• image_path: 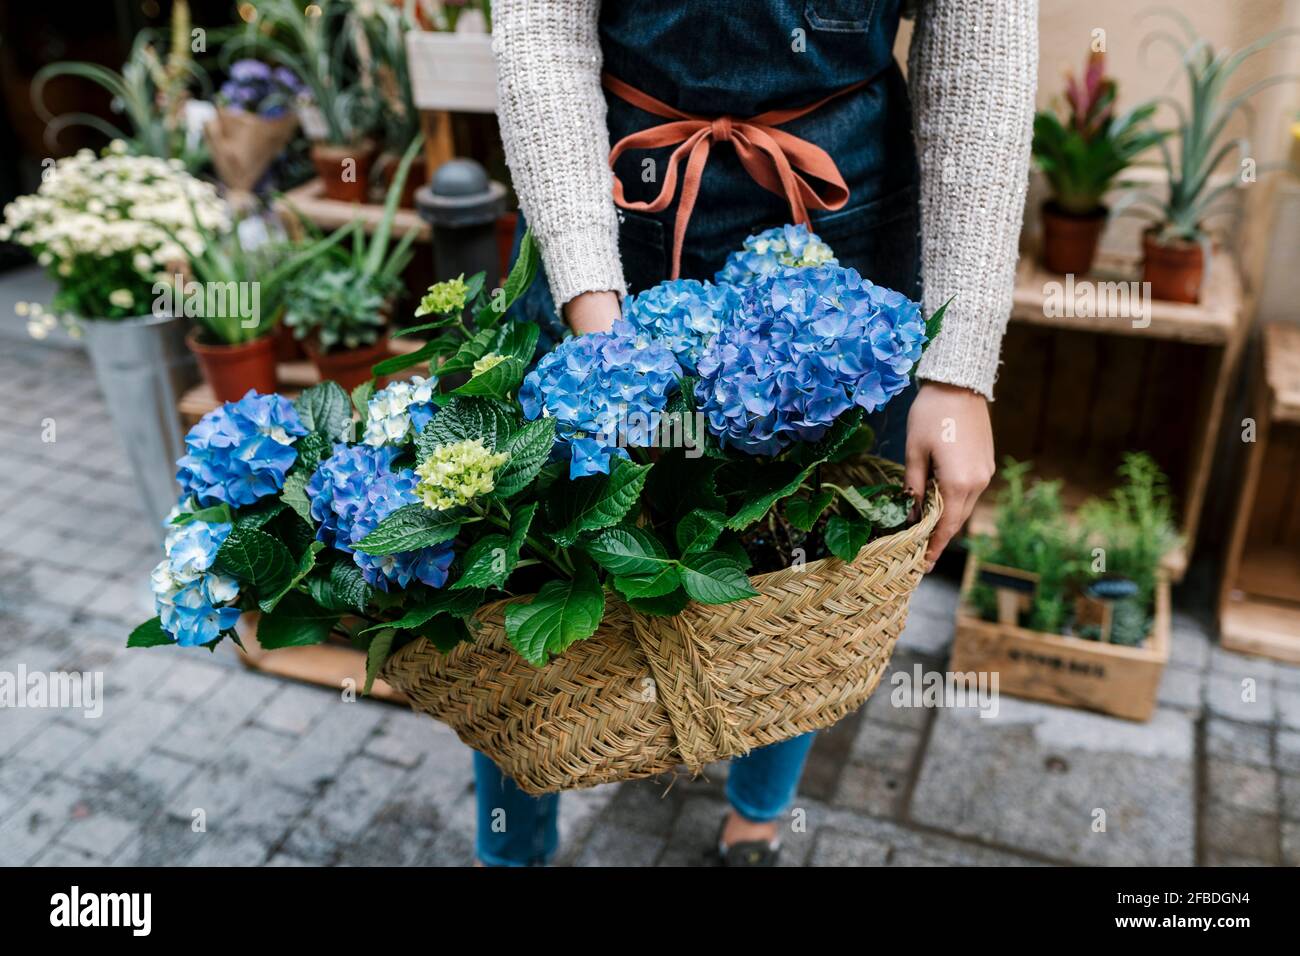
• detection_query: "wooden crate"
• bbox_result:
[235,613,406,705]
[950,555,1171,722]
[1219,322,1300,662]
[971,248,1247,581]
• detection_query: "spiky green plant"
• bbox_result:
[32,0,210,171]
[1033,50,1165,214]
[1125,10,1300,244]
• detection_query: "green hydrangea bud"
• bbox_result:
[415,275,470,317]
[415,437,509,510]
[471,352,507,377]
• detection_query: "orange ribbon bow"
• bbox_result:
[603,73,867,279]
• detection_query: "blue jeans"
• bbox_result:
[474,382,915,866]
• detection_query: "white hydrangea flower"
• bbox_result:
[362,376,438,447]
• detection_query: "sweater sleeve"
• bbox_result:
[908,0,1038,400]
[491,0,626,309]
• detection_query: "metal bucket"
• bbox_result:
[79,312,198,538]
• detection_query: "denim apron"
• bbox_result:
[509,0,923,459]
[479,2,924,864]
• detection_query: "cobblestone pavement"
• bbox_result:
[1,326,1297,868]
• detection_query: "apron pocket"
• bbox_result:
[617,209,668,294]
[804,0,878,33]
[811,183,921,299]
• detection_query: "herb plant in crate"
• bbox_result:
[1032,50,1162,275]
[130,223,947,794]
[283,138,424,390]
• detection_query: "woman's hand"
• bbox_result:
[563,290,621,335]
[904,381,996,571]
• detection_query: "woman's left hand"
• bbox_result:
[904,381,996,571]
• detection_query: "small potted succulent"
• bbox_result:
[1032,50,1162,275]
[285,138,423,389]
[205,59,306,203]
[1129,15,1298,302]
[238,0,376,202]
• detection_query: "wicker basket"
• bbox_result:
[381,458,941,795]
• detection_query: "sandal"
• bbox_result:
[710,816,781,867]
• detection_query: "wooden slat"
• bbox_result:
[274,179,431,241]
[1221,596,1300,664]
[1265,323,1300,423]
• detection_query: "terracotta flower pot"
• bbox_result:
[376,150,428,209]
[273,321,306,363]
[1040,201,1107,275]
[310,140,376,203]
[304,335,391,392]
[1141,228,1205,304]
[186,329,278,403]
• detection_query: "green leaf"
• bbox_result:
[351,379,375,419]
[436,325,497,377]
[837,485,911,530]
[923,296,953,353]
[127,617,175,648]
[234,499,286,531]
[548,458,652,547]
[451,356,526,399]
[215,526,296,595]
[824,515,872,563]
[678,551,759,604]
[613,566,682,599]
[674,509,725,554]
[353,503,463,556]
[491,320,540,366]
[828,424,876,464]
[475,229,539,328]
[417,396,518,457]
[290,431,331,476]
[258,541,324,613]
[504,562,605,667]
[784,489,835,531]
[294,381,353,441]
[358,588,485,636]
[628,587,690,617]
[171,503,233,526]
[256,592,339,649]
[419,614,471,653]
[280,470,315,526]
[452,503,537,590]
[327,560,373,613]
[370,339,440,378]
[494,417,556,497]
[578,525,672,576]
[364,628,396,694]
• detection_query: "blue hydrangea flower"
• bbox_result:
[714,224,838,287]
[176,390,308,508]
[614,279,739,373]
[695,264,925,455]
[151,512,241,647]
[361,375,437,446]
[306,444,452,591]
[519,332,682,479]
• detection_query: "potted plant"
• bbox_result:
[238,0,376,202]
[1127,14,1299,302]
[1032,50,1162,275]
[284,137,424,389]
[129,222,952,794]
[176,215,358,402]
[955,454,1180,720]
[352,1,425,207]
[0,142,230,530]
[205,59,306,206]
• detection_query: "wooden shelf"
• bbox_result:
[1219,322,1300,662]
[1011,248,1242,345]
[274,178,431,241]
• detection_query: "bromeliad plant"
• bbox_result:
[130,224,946,686]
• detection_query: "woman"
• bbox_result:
[475,0,1037,865]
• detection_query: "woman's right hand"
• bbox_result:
[563,290,621,335]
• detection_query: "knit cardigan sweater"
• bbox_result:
[490,0,1038,399]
